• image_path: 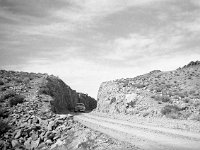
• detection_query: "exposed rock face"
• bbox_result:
[97,61,200,120]
[39,75,97,113]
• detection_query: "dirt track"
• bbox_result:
[74,113,200,150]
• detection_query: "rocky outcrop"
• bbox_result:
[39,76,96,113]
[183,60,200,68]
[97,61,200,120]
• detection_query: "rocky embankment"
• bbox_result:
[0,70,97,149]
[97,61,200,121]
[40,75,97,113]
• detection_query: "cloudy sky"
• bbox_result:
[1,0,200,98]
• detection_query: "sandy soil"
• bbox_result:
[74,113,200,150]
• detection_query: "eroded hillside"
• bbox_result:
[97,61,200,121]
[0,70,97,149]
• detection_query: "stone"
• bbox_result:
[0,140,6,149]
[20,122,28,128]
[58,115,68,120]
[50,139,65,149]
[48,121,54,131]
[31,132,38,141]
[24,137,32,149]
[46,139,53,145]
[37,142,46,149]
[11,140,19,148]
[46,131,55,140]
[40,120,48,128]
[31,137,40,149]
[15,129,22,139]
[32,117,39,124]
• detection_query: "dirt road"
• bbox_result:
[74,113,200,150]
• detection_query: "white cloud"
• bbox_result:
[21,23,73,37]
[103,31,183,62]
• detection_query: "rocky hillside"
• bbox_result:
[0,70,96,149]
[97,61,200,121]
[39,75,97,113]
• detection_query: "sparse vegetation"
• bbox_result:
[132,84,145,88]
[190,114,200,121]
[0,90,16,102]
[98,61,200,118]
[9,94,25,107]
[39,86,50,95]
[127,101,136,108]
[0,108,9,118]
[151,95,170,102]
[0,119,10,135]
[161,105,181,119]
[0,79,4,85]
[110,97,116,104]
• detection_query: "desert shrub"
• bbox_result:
[161,105,181,119]
[39,87,50,95]
[190,114,200,121]
[175,92,185,98]
[173,95,180,99]
[0,119,10,134]
[22,77,30,84]
[165,84,171,88]
[9,94,25,107]
[0,108,9,118]
[123,81,129,87]
[0,90,16,102]
[6,78,11,82]
[133,84,145,88]
[14,78,23,83]
[143,112,149,117]
[167,91,174,97]
[151,95,170,102]
[183,97,190,103]
[127,101,136,108]
[154,87,162,92]
[110,97,116,104]
[189,90,196,95]
[149,87,154,91]
[0,86,6,91]
[0,79,4,85]
[161,95,170,102]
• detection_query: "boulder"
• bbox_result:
[48,121,55,131]
[30,137,40,149]
[11,140,20,148]
[14,129,22,139]
[51,139,65,149]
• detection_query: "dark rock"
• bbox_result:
[46,131,55,140]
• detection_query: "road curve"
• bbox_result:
[74,113,200,150]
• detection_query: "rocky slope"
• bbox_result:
[97,61,200,121]
[39,75,97,113]
[0,70,96,149]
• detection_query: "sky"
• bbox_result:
[0,0,200,98]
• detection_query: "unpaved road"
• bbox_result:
[74,113,200,150]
